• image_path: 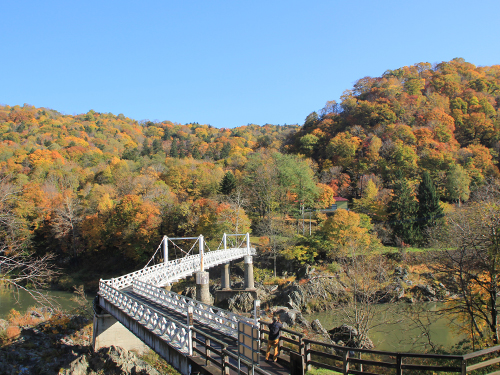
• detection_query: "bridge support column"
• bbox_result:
[244,255,255,290]
[196,271,211,304]
[93,308,148,353]
[221,262,230,290]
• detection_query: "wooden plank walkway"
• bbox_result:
[122,287,290,374]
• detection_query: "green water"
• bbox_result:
[305,302,464,353]
[0,288,94,318]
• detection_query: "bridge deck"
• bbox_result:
[123,287,290,374]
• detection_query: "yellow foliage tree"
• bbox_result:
[319,209,378,257]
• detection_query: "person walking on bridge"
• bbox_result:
[265,315,282,362]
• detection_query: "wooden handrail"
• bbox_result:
[463,344,500,360]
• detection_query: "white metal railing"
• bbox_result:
[99,281,192,354]
[97,233,258,361]
[104,246,255,289]
[132,279,257,338]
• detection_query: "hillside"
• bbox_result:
[288,58,500,201]
[1,57,500,289]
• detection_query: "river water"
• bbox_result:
[305,302,465,353]
[0,288,94,319]
[2,290,464,353]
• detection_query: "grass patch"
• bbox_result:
[379,246,435,254]
[306,367,341,375]
[141,350,181,374]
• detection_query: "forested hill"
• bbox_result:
[0,107,298,165]
[288,58,500,200]
[2,57,500,287]
[0,105,309,281]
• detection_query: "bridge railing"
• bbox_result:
[132,279,257,338]
[191,327,272,375]
[103,246,256,289]
[141,246,256,287]
[98,280,193,355]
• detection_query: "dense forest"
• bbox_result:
[1,57,500,289]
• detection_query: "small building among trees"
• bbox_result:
[320,197,349,214]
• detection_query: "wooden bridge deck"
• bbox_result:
[123,287,290,374]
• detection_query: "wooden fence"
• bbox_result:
[189,320,500,374]
[191,327,272,375]
[259,321,500,375]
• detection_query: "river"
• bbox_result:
[0,288,95,319]
[305,302,465,353]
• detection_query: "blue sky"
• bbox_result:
[2,1,500,128]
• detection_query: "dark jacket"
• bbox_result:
[268,321,282,341]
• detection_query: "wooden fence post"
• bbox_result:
[343,350,349,374]
[305,342,311,373]
[222,344,229,375]
[396,354,402,375]
[205,338,210,366]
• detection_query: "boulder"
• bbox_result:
[295,313,311,328]
[328,324,374,349]
[279,309,301,326]
[412,284,436,297]
[181,286,196,299]
[62,355,90,375]
[311,319,328,335]
[375,283,404,303]
[228,292,255,313]
[394,266,408,279]
[61,346,161,375]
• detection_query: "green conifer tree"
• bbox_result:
[219,171,237,195]
[388,171,418,245]
[169,139,179,158]
[416,171,444,244]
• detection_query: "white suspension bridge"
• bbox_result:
[93,233,289,375]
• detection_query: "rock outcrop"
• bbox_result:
[61,346,161,375]
[328,324,374,349]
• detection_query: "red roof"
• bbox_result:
[333,197,349,201]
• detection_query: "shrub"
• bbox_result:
[326,262,341,274]
[5,326,21,340]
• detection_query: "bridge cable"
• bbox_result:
[143,239,164,268]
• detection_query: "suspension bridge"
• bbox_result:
[93,233,290,374]
[93,233,500,375]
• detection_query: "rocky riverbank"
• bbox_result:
[0,307,176,375]
[222,265,454,315]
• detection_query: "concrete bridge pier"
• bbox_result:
[221,262,231,290]
[196,271,211,304]
[93,307,148,353]
[244,255,255,290]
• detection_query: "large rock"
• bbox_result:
[228,292,255,312]
[328,324,374,349]
[181,286,196,299]
[311,319,328,335]
[61,346,161,375]
[268,307,310,328]
[280,277,345,312]
[375,283,405,303]
[411,284,437,301]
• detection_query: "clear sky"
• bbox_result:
[2,0,500,128]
